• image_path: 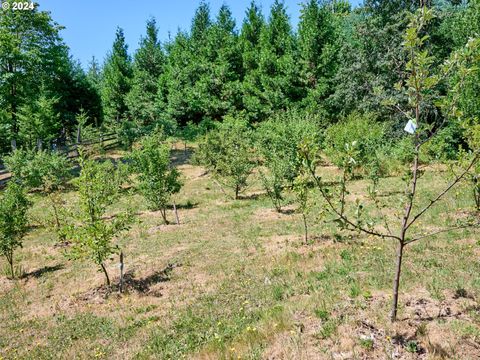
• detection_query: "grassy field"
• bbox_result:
[1,146,480,359]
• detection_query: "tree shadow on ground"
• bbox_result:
[171,148,194,166]
[120,263,179,295]
[78,263,181,301]
[21,264,64,279]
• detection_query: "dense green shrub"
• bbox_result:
[4,149,71,242]
[255,111,321,211]
[421,122,465,161]
[130,131,182,224]
[324,112,386,178]
[196,116,256,199]
[4,149,71,190]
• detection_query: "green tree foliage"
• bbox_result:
[0,0,65,148]
[239,2,266,121]
[303,8,480,322]
[17,91,60,148]
[255,110,321,211]
[202,5,243,120]
[256,0,301,118]
[130,131,182,224]
[159,3,212,125]
[4,149,72,241]
[4,149,70,190]
[324,112,386,179]
[66,152,131,285]
[87,56,103,94]
[298,0,341,112]
[330,0,417,122]
[53,57,103,134]
[0,182,30,278]
[126,18,165,128]
[159,3,243,125]
[197,117,256,199]
[101,27,133,128]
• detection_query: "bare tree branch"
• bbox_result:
[305,157,401,241]
[406,152,480,231]
[405,222,480,245]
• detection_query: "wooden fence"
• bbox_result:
[0,133,119,189]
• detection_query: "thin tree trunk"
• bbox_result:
[390,240,405,322]
[173,201,180,225]
[100,262,110,286]
[235,185,239,200]
[302,213,308,245]
[6,252,14,279]
[50,195,65,241]
[474,181,479,211]
[161,208,168,225]
[119,252,124,293]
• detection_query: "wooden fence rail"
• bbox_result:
[0,133,119,189]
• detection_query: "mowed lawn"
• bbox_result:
[1,147,479,360]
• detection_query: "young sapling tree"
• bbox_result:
[197,117,256,199]
[0,183,30,278]
[302,7,480,322]
[130,131,182,224]
[293,171,311,244]
[255,112,321,211]
[66,150,132,286]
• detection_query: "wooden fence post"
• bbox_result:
[173,201,180,225]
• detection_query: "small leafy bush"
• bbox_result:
[421,121,465,161]
[196,116,256,199]
[4,149,72,242]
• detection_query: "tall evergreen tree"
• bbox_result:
[330,0,414,123]
[257,0,300,117]
[87,56,102,93]
[160,3,213,125]
[17,89,60,148]
[298,0,340,112]
[199,5,242,119]
[126,18,165,127]
[191,2,212,48]
[240,1,266,121]
[101,27,133,127]
[52,54,103,132]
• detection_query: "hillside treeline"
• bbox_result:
[0,0,479,156]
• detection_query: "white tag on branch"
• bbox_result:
[404,120,417,134]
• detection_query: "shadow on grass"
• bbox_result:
[121,263,179,295]
[21,264,64,279]
[171,148,194,166]
[80,263,181,301]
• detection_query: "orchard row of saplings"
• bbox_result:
[1,9,480,322]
